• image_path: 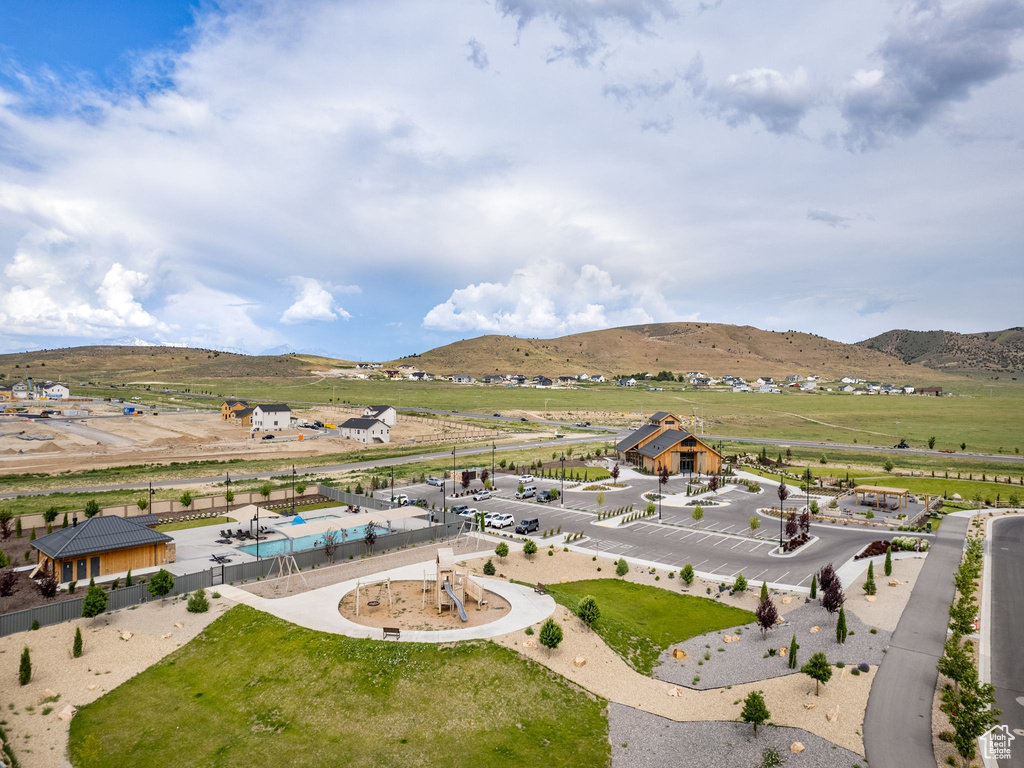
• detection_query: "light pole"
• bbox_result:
[560,454,565,507]
[491,442,496,490]
[452,447,457,496]
[390,465,395,502]
[148,481,153,514]
[291,464,296,517]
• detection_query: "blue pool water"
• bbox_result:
[238,523,388,557]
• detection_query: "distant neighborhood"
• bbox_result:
[221,399,395,443]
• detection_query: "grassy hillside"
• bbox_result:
[857,327,1024,373]
[390,322,957,381]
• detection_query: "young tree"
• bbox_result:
[42,506,59,527]
[883,459,894,473]
[15,516,22,538]
[596,490,606,507]
[610,463,620,485]
[84,500,101,518]
[81,582,108,619]
[817,563,837,595]
[322,529,340,563]
[802,652,832,695]
[884,546,892,577]
[187,588,210,613]
[137,498,148,512]
[296,483,307,497]
[483,559,496,576]
[147,568,175,601]
[73,626,83,658]
[363,522,379,554]
[938,633,975,694]
[259,482,272,501]
[928,436,936,450]
[799,509,811,532]
[495,541,509,560]
[785,512,798,539]
[125,569,133,587]
[538,618,563,652]
[960,442,966,452]
[788,633,799,669]
[179,491,194,511]
[37,570,58,599]
[822,580,845,618]
[576,596,600,628]
[809,572,817,600]
[836,606,848,643]
[19,646,31,686]
[749,515,761,533]
[523,539,538,558]
[776,481,790,516]
[733,573,748,592]
[691,505,704,523]
[681,563,695,586]
[949,593,977,636]
[708,473,720,494]
[224,489,235,511]
[0,508,13,539]
[756,596,778,640]
[460,472,471,492]
[759,581,769,604]
[0,568,16,610]
[740,690,771,738]
[941,675,1000,768]
[863,561,877,595]
[616,558,629,577]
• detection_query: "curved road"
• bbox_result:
[988,516,1024,767]
[863,513,969,767]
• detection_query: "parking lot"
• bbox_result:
[373,471,917,590]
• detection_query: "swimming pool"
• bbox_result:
[238,523,390,557]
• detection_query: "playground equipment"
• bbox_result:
[354,577,394,616]
[264,553,308,594]
[422,548,486,622]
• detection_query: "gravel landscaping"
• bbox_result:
[608,704,864,768]
[653,601,890,690]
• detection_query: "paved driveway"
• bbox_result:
[988,516,1024,766]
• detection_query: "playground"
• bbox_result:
[338,579,511,630]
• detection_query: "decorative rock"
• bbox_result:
[791,742,805,754]
[731,635,740,643]
[672,648,688,660]
[87,684,97,691]
[779,647,787,657]
[865,596,877,603]
[827,707,839,723]
[723,635,732,644]
[668,686,683,697]
[58,705,77,721]
[810,626,820,633]
[523,639,538,649]
[120,631,133,641]
[781,596,792,604]
[573,656,586,667]
[174,621,183,628]
[775,616,785,624]
[803,701,816,710]
[560,578,568,584]
[888,580,902,587]
[38,689,58,704]
[161,633,173,639]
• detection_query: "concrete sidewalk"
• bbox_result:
[863,514,968,768]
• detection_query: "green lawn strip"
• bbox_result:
[155,516,231,532]
[545,579,755,676]
[68,605,609,768]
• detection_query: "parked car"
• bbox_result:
[426,476,444,487]
[261,434,275,440]
[493,413,501,417]
[535,490,555,503]
[489,513,515,529]
[473,489,493,501]
[518,474,535,483]
[452,505,470,515]
[515,485,537,500]
[520,417,529,422]
[515,517,540,534]
[483,511,499,525]
[457,507,479,521]
[391,494,409,505]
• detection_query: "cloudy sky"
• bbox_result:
[0,0,1021,359]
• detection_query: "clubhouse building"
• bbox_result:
[615,412,723,475]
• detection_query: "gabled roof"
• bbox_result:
[649,411,672,422]
[365,405,394,415]
[636,429,697,459]
[340,417,388,430]
[223,398,249,407]
[615,423,661,453]
[255,403,291,412]
[32,515,172,560]
[235,407,255,417]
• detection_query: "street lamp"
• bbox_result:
[148,481,154,514]
[291,464,296,517]
[390,465,395,503]
[491,442,496,490]
[560,454,565,507]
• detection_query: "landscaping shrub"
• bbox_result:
[19,646,32,685]
[147,569,175,600]
[539,618,563,651]
[73,626,83,658]
[483,559,496,576]
[809,572,817,599]
[836,607,848,643]
[495,542,509,559]
[733,573,747,593]
[615,558,629,577]
[576,596,600,628]
[864,561,877,596]
[788,633,798,669]
[82,583,109,619]
[801,652,832,695]
[680,563,695,586]
[884,546,892,577]
[187,588,209,614]
[740,690,770,738]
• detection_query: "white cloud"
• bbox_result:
[423,261,682,336]
[280,276,352,324]
[704,67,819,135]
[160,285,280,351]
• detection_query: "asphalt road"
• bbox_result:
[989,516,1024,766]
[863,514,969,768]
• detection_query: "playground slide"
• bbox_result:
[444,582,468,622]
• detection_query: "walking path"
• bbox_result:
[217,550,555,642]
[863,513,968,767]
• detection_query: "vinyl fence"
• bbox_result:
[0,521,463,638]
[318,485,398,511]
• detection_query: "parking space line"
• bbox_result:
[697,534,714,543]
[678,531,698,540]
[719,525,735,533]
[711,536,728,546]
[774,571,790,584]
[693,559,709,569]
[730,539,746,549]
[796,574,812,587]
[752,569,768,582]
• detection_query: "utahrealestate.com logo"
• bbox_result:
[981,724,1014,760]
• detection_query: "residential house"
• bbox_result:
[615,412,723,475]
[903,386,915,394]
[363,405,397,427]
[755,377,774,386]
[338,417,390,444]
[252,404,291,431]
[785,375,804,383]
[853,388,867,395]
[642,373,654,380]
[232,407,255,426]
[690,376,711,387]
[482,375,505,384]
[557,376,575,385]
[840,385,855,393]
[590,374,606,383]
[383,369,402,379]
[533,376,553,387]
[618,378,637,387]
[732,384,751,392]
[575,373,590,381]
[509,374,527,386]
[36,381,70,398]
[841,376,857,384]
[33,515,174,583]
[452,374,473,384]
[221,399,250,420]
[758,385,781,394]
[799,382,816,391]
[12,380,31,399]
[918,386,942,396]
[0,384,13,401]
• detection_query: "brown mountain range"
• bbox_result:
[857,328,1024,374]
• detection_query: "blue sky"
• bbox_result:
[0,0,1021,360]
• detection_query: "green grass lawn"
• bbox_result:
[545,579,755,676]
[69,605,609,768]
[155,516,230,532]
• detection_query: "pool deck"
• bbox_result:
[216,550,556,642]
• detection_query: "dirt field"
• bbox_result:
[0,408,523,478]
[337,579,510,630]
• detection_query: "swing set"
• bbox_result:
[354,577,394,616]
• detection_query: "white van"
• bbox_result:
[516,485,537,500]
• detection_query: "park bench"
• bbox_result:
[382,627,401,640]
[534,583,547,595]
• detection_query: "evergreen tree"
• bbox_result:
[864,561,877,595]
[788,633,799,669]
[836,606,848,643]
[809,572,817,600]
[680,563,694,586]
[739,690,771,738]
[538,618,563,652]
[576,596,600,628]
[73,626,83,658]
[884,546,892,577]
[801,652,832,695]
[81,583,108,619]
[733,573,747,592]
[759,581,769,604]
[19,646,31,685]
